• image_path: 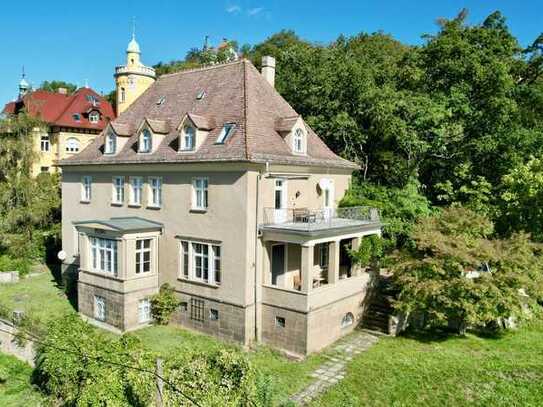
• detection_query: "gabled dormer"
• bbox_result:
[275,115,307,155]
[178,113,216,153]
[136,118,170,154]
[104,122,132,155]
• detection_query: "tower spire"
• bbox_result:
[132,16,136,41]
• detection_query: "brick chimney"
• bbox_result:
[261,56,276,87]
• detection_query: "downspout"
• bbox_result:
[254,161,268,343]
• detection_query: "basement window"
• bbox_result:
[216,123,236,144]
[341,313,354,328]
[209,309,219,321]
[275,316,286,328]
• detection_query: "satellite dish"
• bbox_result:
[57,250,67,261]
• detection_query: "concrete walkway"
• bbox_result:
[290,330,380,405]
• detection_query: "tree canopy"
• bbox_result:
[39,80,77,94]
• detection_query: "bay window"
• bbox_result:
[135,239,152,274]
[90,237,118,275]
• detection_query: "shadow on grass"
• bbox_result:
[399,326,507,344]
[44,234,78,312]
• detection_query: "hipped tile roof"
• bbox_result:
[61,60,357,169]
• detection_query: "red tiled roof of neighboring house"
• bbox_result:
[61,60,358,169]
[2,87,115,130]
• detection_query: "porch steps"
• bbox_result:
[360,277,396,334]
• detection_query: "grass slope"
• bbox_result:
[311,321,543,407]
[0,353,43,407]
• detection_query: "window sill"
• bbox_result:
[190,208,207,213]
[146,205,162,210]
[177,277,220,289]
[178,149,196,154]
[128,203,142,208]
[80,200,91,204]
[111,202,123,207]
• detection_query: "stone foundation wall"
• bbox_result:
[171,292,249,344]
[306,290,368,354]
[261,304,308,355]
[78,281,125,330]
[0,318,35,366]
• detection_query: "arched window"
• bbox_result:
[181,125,195,151]
[293,128,305,154]
[341,312,354,328]
[105,132,116,154]
[120,87,126,103]
[65,138,80,153]
[140,129,152,153]
[89,111,100,124]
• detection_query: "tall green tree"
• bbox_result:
[39,80,77,94]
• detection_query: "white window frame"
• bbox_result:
[138,298,152,323]
[179,240,221,285]
[129,177,143,206]
[120,87,126,103]
[112,176,124,205]
[191,177,208,210]
[40,135,50,152]
[148,177,162,208]
[140,129,152,153]
[89,237,118,275]
[81,176,92,202]
[65,137,80,153]
[89,111,100,124]
[293,128,306,154]
[181,125,195,151]
[105,132,116,154]
[94,295,106,321]
[216,123,235,144]
[135,238,152,274]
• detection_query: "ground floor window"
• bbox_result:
[138,298,151,323]
[275,316,286,328]
[190,298,205,322]
[341,312,354,328]
[179,240,222,285]
[94,295,106,321]
[135,239,152,274]
[209,309,219,321]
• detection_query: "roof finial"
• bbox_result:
[22,65,25,79]
[131,16,136,41]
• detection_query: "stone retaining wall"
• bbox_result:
[0,318,35,366]
[0,271,19,284]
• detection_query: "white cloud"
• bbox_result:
[247,7,264,16]
[226,4,241,14]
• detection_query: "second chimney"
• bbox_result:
[261,56,276,88]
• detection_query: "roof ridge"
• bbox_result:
[158,59,245,79]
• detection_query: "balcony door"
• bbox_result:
[271,244,286,286]
[322,178,334,220]
[274,179,287,223]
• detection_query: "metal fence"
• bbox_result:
[263,206,380,227]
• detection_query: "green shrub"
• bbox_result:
[150,283,180,325]
[0,255,31,276]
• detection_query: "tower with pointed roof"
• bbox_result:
[114,25,156,115]
[18,67,30,99]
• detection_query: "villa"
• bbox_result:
[59,36,382,356]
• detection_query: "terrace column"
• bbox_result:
[301,244,314,293]
[351,236,362,276]
[328,240,340,284]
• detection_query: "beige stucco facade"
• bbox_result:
[61,162,381,355]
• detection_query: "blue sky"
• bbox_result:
[1,1,541,104]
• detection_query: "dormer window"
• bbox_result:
[89,111,100,124]
[73,113,81,122]
[293,128,306,154]
[140,129,152,153]
[105,132,116,154]
[216,123,236,144]
[181,126,195,151]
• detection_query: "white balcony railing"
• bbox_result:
[262,206,380,231]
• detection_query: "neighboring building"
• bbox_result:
[60,56,382,356]
[114,34,156,115]
[2,78,115,176]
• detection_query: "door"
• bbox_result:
[274,179,287,223]
[323,179,335,220]
[271,244,286,286]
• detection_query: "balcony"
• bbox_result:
[261,206,380,237]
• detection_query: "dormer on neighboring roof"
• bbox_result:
[276,115,308,155]
[103,123,130,155]
[177,113,216,153]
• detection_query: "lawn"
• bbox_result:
[0,353,43,407]
[311,321,543,407]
